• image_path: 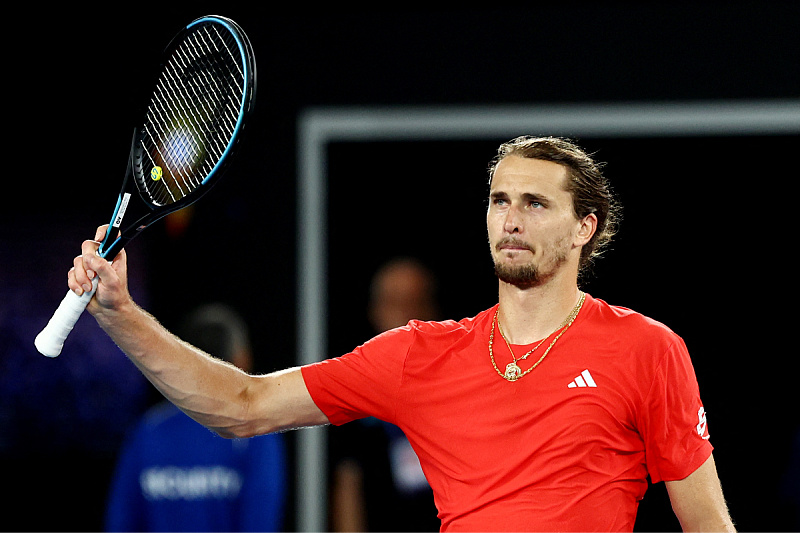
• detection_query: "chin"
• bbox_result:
[494,263,541,287]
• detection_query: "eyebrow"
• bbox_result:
[490,191,552,205]
[522,192,551,204]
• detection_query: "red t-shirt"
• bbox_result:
[301,295,713,531]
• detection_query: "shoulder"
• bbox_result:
[403,306,497,337]
[582,295,688,366]
[363,306,496,350]
[317,306,496,369]
[587,295,679,341]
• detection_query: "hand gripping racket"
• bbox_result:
[35,15,257,357]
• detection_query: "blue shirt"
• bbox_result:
[105,403,286,532]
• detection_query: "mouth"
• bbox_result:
[496,238,533,254]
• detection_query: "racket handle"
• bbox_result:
[34,277,98,357]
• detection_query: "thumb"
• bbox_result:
[84,252,112,280]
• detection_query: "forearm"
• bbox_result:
[672,502,735,533]
[70,231,328,437]
[94,299,263,437]
[666,455,736,532]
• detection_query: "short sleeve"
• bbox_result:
[638,334,714,483]
[301,325,415,426]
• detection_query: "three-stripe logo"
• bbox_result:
[567,369,597,388]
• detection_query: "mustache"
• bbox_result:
[495,237,534,252]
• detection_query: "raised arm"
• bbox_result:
[665,454,736,532]
[69,226,329,438]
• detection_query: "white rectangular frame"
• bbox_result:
[295,99,800,532]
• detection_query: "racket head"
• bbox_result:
[98,15,256,259]
[133,15,257,211]
[36,15,256,357]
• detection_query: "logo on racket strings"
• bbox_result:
[151,166,163,181]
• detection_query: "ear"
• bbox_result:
[574,213,598,247]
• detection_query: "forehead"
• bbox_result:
[490,155,570,194]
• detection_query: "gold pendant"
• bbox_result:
[504,363,521,381]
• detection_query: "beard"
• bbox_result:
[492,236,570,288]
[494,261,542,288]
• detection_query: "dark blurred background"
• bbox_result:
[2,4,799,532]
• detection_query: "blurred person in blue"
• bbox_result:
[104,303,287,532]
[330,258,440,532]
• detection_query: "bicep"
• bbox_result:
[665,454,736,532]
[248,367,330,435]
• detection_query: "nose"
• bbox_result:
[503,205,523,234]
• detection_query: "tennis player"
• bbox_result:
[69,136,735,531]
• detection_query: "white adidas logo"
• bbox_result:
[567,369,597,388]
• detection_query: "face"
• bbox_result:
[487,155,592,288]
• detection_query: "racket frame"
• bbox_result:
[98,15,257,261]
[35,15,256,358]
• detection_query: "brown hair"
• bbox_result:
[488,136,621,276]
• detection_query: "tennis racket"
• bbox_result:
[35,15,257,357]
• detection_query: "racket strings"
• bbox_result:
[138,22,246,206]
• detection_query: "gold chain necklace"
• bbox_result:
[489,292,586,382]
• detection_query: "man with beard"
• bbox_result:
[67,136,734,532]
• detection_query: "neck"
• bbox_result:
[497,278,583,345]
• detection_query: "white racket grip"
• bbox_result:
[35,277,99,357]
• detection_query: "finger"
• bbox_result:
[83,253,122,309]
[74,238,102,292]
[95,224,110,242]
[84,251,119,283]
[70,256,93,296]
[81,238,101,257]
[67,265,79,294]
